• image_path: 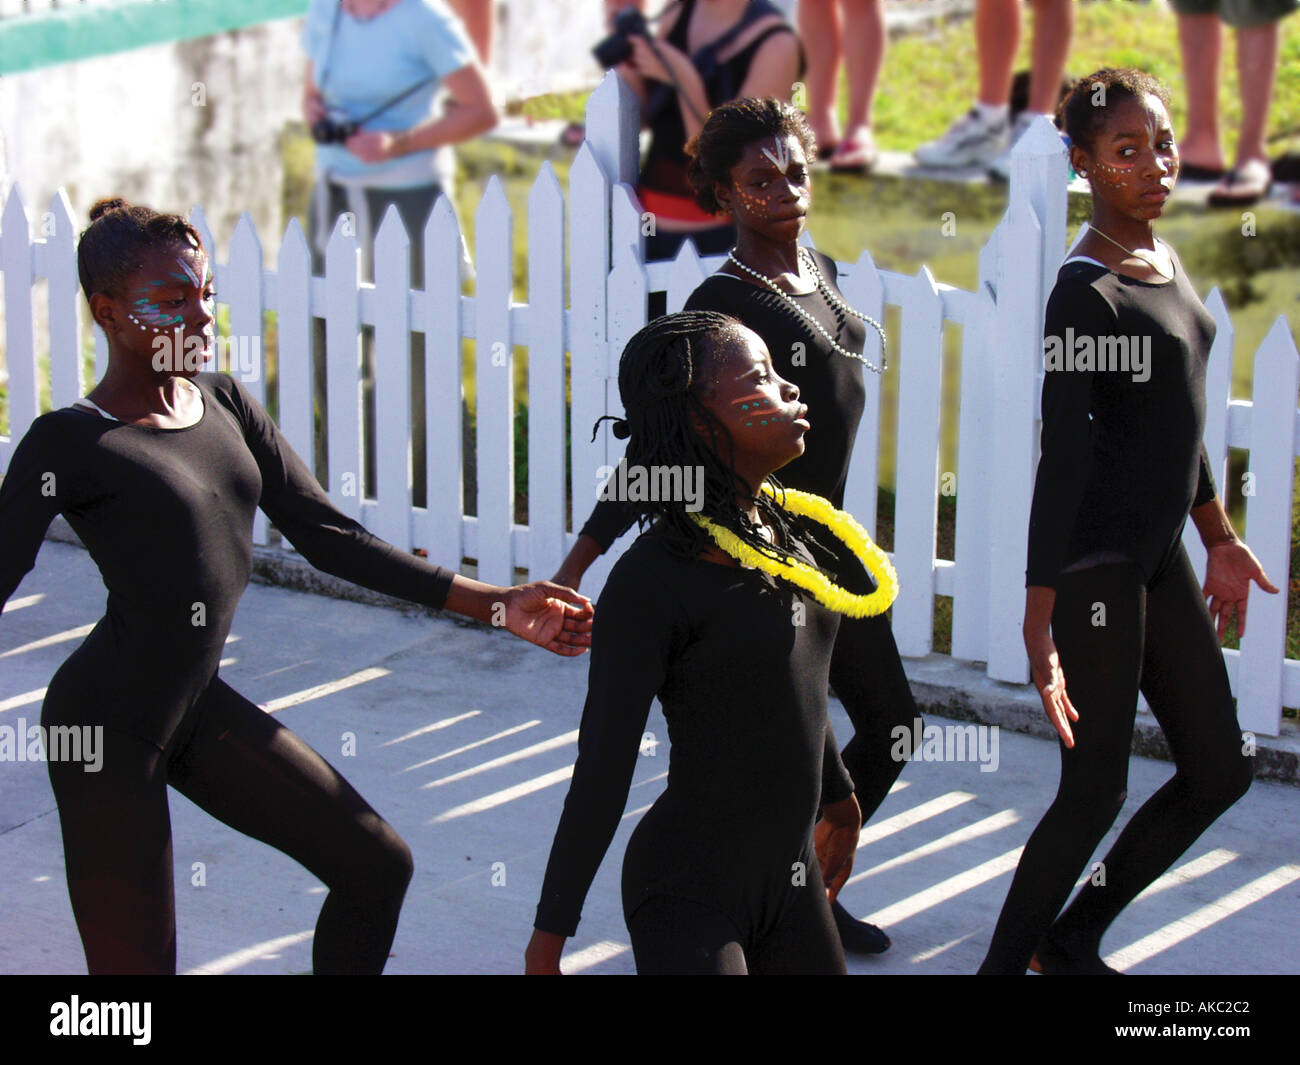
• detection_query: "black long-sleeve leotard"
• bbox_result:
[0,371,454,748]
[1026,248,1218,589]
[578,252,917,828]
[581,250,867,545]
[533,523,854,939]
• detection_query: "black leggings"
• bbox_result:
[822,527,922,824]
[46,678,413,975]
[627,881,846,975]
[832,610,922,822]
[979,547,1253,974]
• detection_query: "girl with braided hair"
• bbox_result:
[526,310,898,975]
[553,96,920,955]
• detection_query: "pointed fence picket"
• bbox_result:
[2,75,1297,735]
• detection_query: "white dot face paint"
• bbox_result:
[1084,93,1178,192]
[126,249,214,336]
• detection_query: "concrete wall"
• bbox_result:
[0,17,305,258]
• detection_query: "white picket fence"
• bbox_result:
[1,73,1297,735]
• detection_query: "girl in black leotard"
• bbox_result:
[525,310,882,975]
[0,198,592,975]
[552,98,920,955]
[979,70,1277,975]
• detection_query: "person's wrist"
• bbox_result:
[388,129,411,158]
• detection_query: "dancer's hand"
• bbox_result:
[524,929,565,975]
[815,793,861,905]
[1203,540,1279,641]
[502,582,594,657]
[1025,628,1078,748]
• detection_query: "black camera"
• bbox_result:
[592,7,649,69]
[310,116,359,144]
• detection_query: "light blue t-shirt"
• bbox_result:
[301,0,475,186]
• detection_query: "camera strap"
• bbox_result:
[317,1,439,128]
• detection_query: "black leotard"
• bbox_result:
[533,524,852,970]
[0,370,451,973]
[981,247,1251,975]
[1026,247,1218,589]
[580,254,918,841]
[582,250,866,549]
[0,371,452,749]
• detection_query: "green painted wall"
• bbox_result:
[0,0,310,76]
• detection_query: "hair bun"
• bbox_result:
[611,419,631,440]
[89,197,129,222]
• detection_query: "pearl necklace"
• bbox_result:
[726,246,888,374]
[1086,224,1173,281]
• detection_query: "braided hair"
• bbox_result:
[77,197,204,300]
[603,310,823,566]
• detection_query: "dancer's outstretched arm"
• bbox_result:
[215,373,593,655]
[526,549,677,972]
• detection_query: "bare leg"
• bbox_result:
[799,0,844,150]
[1176,13,1225,171]
[1232,21,1279,169]
[1027,0,1074,115]
[977,0,1022,107]
[835,0,886,166]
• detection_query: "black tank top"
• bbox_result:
[640,0,802,200]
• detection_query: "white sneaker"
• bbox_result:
[913,108,1009,169]
[988,111,1040,181]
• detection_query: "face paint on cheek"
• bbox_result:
[127,283,185,332]
[1089,158,1137,188]
[735,187,778,218]
[733,392,790,429]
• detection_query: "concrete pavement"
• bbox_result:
[1,540,1296,975]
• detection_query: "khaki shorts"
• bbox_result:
[1168,0,1298,28]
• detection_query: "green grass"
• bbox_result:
[871,0,1300,164]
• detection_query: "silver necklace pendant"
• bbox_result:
[726,247,888,374]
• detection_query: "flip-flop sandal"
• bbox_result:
[1208,159,1273,207]
[816,142,839,162]
[829,136,878,174]
[1178,162,1226,182]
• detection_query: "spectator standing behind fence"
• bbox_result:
[1170,0,1296,206]
[301,0,497,503]
[611,0,803,268]
[913,0,1073,180]
[797,0,886,173]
